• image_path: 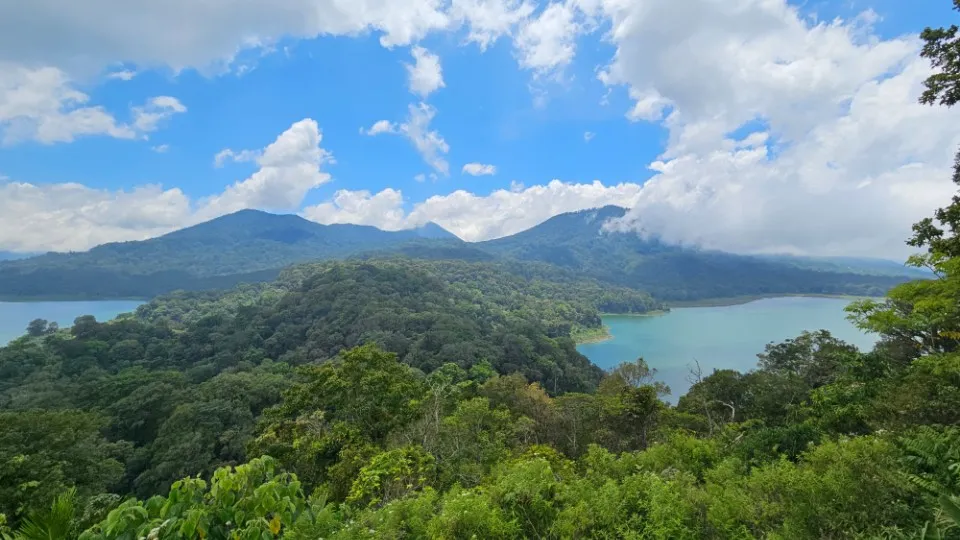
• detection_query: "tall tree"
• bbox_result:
[911,0,960,257]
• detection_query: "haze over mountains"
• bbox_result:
[0,206,915,301]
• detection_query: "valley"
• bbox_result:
[2,3,960,536]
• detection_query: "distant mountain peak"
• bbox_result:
[414,222,460,240]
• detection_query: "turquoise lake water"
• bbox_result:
[576,296,878,402]
[0,300,145,344]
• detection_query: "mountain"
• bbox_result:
[0,210,459,299]
[478,206,911,301]
[0,206,916,301]
[755,254,933,278]
[0,252,34,261]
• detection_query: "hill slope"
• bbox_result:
[0,211,459,299]
[0,206,914,301]
[478,206,910,301]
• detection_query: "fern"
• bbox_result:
[5,489,77,540]
[901,428,960,496]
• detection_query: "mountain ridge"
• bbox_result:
[0,207,916,301]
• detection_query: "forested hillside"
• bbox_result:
[479,205,909,300]
[2,243,960,538]
[2,7,960,539]
[0,211,457,299]
[0,259,659,518]
[0,203,915,302]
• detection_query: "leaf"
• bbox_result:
[939,494,960,526]
[268,515,281,535]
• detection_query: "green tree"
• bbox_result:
[24,320,48,338]
[1,489,77,540]
[80,456,311,540]
[911,0,960,258]
[0,411,126,526]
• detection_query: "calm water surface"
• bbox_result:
[577,297,877,402]
[0,300,144,344]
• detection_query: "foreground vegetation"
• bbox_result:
[3,6,960,538]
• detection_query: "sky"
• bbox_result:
[0,0,957,259]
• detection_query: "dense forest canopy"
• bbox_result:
[3,5,960,538]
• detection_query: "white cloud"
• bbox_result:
[365,103,450,175]
[0,118,336,252]
[0,64,185,144]
[131,96,187,134]
[515,2,579,74]
[107,70,136,81]
[0,64,134,144]
[414,173,427,182]
[462,162,497,176]
[583,131,594,142]
[151,144,169,153]
[302,179,642,241]
[0,0,454,76]
[450,0,536,50]
[303,188,409,231]
[214,148,261,167]
[0,181,193,252]
[200,118,334,217]
[1,0,957,260]
[592,0,959,259]
[406,46,445,98]
[362,120,398,136]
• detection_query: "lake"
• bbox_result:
[0,300,145,344]
[576,296,878,402]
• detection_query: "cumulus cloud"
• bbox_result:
[1,0,956,260]
[0,64,185,144]
[0,118,335,252]
[514,1,579,74]
[302,179,642,241]
[0,181,193,252]
[406,46,445,98]
[450,0,536,50]
[0,0,454,75]
[200,118,334,218]
[364,103,450,175]
[151,144,169,153]
[591,0,959,259]
[462,162,497,176]
[304,188,409,231]
[362,120,398,136]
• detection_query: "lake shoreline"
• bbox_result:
[580,294,877,349]
[576,295,878,401]
[1,299,147,345]
[578,296,868,345]
[0,296,150,303]
[576,309,673,345]
[664,293,878,308]
[574,326,613,345]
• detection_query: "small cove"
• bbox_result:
[0,300,145,344]
[576,296,878,402]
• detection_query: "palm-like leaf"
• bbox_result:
[11,489,78,540]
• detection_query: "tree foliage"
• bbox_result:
[4,10,960,532]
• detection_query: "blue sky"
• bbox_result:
[0,0,957,258]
